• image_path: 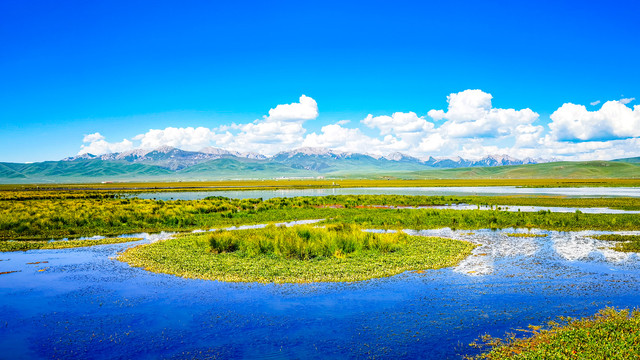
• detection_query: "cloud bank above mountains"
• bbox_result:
[79,90,640,161]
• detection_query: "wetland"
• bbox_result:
[1,185,640,358]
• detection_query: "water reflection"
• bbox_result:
[406,228,640,276]
[131,186,640,201]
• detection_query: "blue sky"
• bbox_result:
[1,0,639,162]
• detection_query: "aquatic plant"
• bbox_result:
[591,234,640,253]
[504,233,548,238]
[471,307,640,359]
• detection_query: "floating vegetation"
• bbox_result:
[504,233,548,238]
[591,234,640,253]
[118,225,476,283]
[0,237,142,252]
[471,307,640,359]
[0,270,20,275]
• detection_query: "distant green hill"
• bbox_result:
[613,157,640,164]
[403,161,640,179]
[1,158,639,184]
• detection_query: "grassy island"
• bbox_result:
[473,307,640,359]
[118,224,476,283]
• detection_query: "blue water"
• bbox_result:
[131,186,640,201]
[1,229,640,359]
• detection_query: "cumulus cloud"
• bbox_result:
[266,94,318,122]
[363,112,434,145]
[132,127,220,151]
[428,89,540,139]
[549,100,640,141]
[302,123,406,155]
[224,95,319,154]
[78,132,133,155]
[76,91,640,161]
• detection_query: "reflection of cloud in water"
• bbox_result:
[406,228,640,277]
[551,231,640,263]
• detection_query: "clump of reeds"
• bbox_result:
[208,224,404,260]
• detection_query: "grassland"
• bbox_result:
[472,307,640,359]
[0,237,141,252]
[118,225,476,283]
[407,161,640,180]
[2,194,640,240]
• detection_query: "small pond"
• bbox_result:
[1,227,640,359]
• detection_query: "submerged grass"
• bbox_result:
[472,307,640,359]
[591,234,640,253]
[118,225,476,283]
[0,237,141,252]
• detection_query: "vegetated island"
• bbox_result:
[472,307,640,359]
[118,224,476,283]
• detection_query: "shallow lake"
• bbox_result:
[131,186,640,201]
[2,228,640,359]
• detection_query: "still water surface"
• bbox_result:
[1,228,639,359]
[132,186,640,201]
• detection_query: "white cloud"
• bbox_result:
[302,123,406,155]
[428,89,539,139]
[549,100,640,141]
[132,127,219,151]
[82,132,105,143]
[265,94,318,122]
[78,132,133,155]
[76,91,640,162]
[363,112,434,145]
[223,95,319,154]
[590,100,601,106]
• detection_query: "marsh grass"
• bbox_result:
[3,194,640,240]
[208,224,402,260]
[0,237,141,252]
[118,225,476,283]
[592,234,640,253]
[504,233,548,238]
[471,307,640,359]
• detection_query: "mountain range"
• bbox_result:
[0,146,636,183]
[62,146,545,170]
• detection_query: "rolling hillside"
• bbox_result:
[404,161,640,180]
